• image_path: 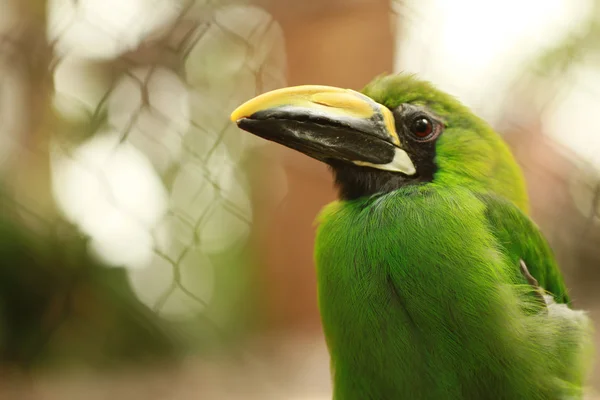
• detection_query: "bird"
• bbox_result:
[231,73,594,399]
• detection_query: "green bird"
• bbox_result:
[231,74,593,399]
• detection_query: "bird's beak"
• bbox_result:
[230,85,416,175]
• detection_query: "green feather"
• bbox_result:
[362,74,529,213]
[477,193,569,304]
[316,186,592,399]
[231,71,594,398]
[312,74,593,399]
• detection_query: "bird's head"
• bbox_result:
[231,73,528,211]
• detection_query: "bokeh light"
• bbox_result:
[108,67,189,173]
[396,0,591,121]
[48,0,181,59]
[51,131,168,269]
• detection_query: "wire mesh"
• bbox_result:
[0,0,286,369]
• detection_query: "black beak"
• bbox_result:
[231,85,416,175]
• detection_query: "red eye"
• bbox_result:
[410,117,434,139]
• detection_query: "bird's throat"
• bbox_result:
[329,162,432,200]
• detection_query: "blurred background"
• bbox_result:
[0,0,598,398]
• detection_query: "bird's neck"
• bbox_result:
[329,162,432,200]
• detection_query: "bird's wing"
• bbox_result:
[476,192,570,304]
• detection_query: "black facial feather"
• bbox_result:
[329,104,442,200]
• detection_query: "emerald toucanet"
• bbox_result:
[231,74,593,399]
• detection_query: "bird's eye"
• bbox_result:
[410,116,435,139]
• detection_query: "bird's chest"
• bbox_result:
[315,232,465,398]
[315,216,461,361]
[315,192,484,330]
[313,190,505,398]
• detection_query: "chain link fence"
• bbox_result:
[0,0,286,371]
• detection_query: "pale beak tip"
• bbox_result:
[230,105,248,122]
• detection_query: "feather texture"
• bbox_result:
[315,185,593,399]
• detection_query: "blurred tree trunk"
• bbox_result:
[252,0,395,332]
[2,0,57,223]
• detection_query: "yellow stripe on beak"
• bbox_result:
[231,85,376,122]
[231,85,414,176]
[381,107,400,147]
